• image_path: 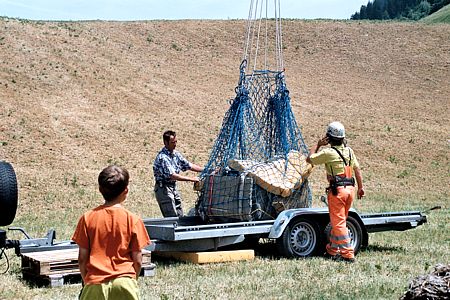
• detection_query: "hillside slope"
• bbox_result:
[421,4,450,23]
[0,19,449,232]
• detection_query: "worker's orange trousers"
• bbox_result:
[326,186,355,259]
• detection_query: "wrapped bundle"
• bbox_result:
[228,151,313,197]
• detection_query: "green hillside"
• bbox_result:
[421,4,450,23]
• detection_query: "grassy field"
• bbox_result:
[1,206,448,300]
[0,17,449,299]
[421,4,450,24]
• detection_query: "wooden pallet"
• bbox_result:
[21,248,155,287]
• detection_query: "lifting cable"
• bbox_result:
[243,0,284,74]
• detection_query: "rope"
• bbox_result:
[252,0,263,72]
[264,0,268,70]
[243,0,285,73]
[207,175,214,215]
[276,0,284,71]
[0,248,10,274]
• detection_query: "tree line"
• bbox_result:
[351,0,450,20]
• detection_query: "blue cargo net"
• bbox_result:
[203,60,308,172]
[195,0,312,222]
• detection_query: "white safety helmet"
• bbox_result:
[327,121,345,138]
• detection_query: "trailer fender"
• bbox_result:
[269,208,368,246]
[268,208,330,239]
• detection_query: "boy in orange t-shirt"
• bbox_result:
[72,165,151,300]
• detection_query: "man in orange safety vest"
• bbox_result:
[307,121,365,262]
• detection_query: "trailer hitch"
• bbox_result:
[0,230,20,254]
[0,227,57,256]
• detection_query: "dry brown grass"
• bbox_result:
[0,17,449,300]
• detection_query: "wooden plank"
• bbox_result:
[21,248,152,276]
[22,248,79,262]
[157,249,255,264]
[22,248,151,262]
[21,249,79,275]
[22,263,156,288]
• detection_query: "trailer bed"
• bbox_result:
[360,210,427,233]
[144,209,427,252]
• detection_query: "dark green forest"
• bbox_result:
[351,0,450,20]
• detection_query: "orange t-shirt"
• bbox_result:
[72,204,151,285]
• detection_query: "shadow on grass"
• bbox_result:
[362,244,406,253]
[151,238,283,266]
[150,253,191,266]
[151,240,408,266]
[251,240,408,258]
[218,238,283,260]
[252,240,282,259]
[21,272,82,288]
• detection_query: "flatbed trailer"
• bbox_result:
[144,208,428,258]
[1,208,429,259]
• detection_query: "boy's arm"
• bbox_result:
[78,247,89,282]
[131,251,143,279]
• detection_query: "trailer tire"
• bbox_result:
[0,161,18,226]
[276,217,322,258]
[324,215,363,254]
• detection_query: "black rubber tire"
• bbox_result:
[324,215,363,255]
[0,161,18,226]
[276,217,322,258]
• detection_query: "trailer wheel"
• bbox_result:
[276,217,322,258]
[0,161,18,226]
[324,215,363,254]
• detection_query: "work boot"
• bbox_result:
[334,254,355,263]
[324,253,355,263]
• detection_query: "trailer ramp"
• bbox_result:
[360,211,427,233]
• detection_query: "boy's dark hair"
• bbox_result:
[327,133,345,146]
[163,130,176,143]
[98,165,129,202]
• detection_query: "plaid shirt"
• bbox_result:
[153,147,191,183]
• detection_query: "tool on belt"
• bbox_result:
[156,180,176,188]
[328,147,355,196]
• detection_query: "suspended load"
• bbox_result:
[195,0,312,222]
